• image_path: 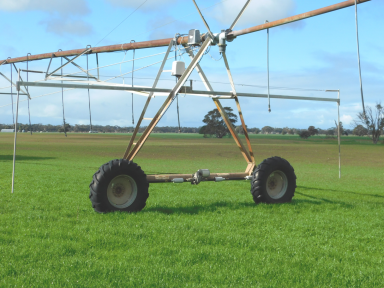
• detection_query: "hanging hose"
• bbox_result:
[86,47,93,132]
[9,59,15,125]
[266,20,271,113]
[175,78,181,133]
[26,53,32,134]
[354,0,366,117]
[59,50,67,137]
[96,53,100,81]
[131,40,135,125]
[174,34,179,61]
[176,93,181,133]
[174,34,181,133]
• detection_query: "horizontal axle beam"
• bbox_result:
[0,0,369,65]
[146,172,249,183]
[17,81,340,103]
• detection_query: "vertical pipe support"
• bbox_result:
[11,69,21,193]
[96,53,100,81]
[337,91,341,179]
[266,20,271,112]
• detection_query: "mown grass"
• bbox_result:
[0,133,383,287]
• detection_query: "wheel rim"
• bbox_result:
[107,175,137,208]
[266,170,288,199]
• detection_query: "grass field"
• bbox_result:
[1,132,383,287]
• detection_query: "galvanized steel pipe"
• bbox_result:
[0,0,370,65]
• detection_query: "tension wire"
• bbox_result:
[354,0,366,117]
[59,50,67,137]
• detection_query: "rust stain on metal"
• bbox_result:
[228,0,370,38]
[0,0,370,65]
[154,175,169,180]
[1,36,188,65]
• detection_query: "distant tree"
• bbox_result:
[334,120,344,136]
[308,126,319,136]
[202,107,237,138]
[353,124,368,137]
[287,128,295,135]
[262,126,274,134]
[281,127,290,135]
[249,128,260,134]
[58,124,71,133]
[198,126,206,134]
[235,125,248,135]
[326,129,335,136]
[343,129,352,136]
[274,128,283,134]
[354,103,384,144]
[299,130,311,139]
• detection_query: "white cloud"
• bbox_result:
[209,0,296,28]
[0,0,92,37]
[146,15,201,40]
[340,114,353,125]
[105,0,176,10]
[41,17,93,36]
[0,0,89,15]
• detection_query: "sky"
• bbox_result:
[0,0,383,130]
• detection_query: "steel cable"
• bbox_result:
[26,54,32,134]
[131,40,135,125]
[87,53,93,132]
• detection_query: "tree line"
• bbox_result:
[199,104,383,144]
[0,123,199,134]
[2,103,382,143]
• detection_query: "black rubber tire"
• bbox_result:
[250,156,296,204]
[89,159,149,213]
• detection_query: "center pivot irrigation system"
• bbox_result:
[3,0,369,213]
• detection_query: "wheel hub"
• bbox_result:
[112,183,125,197]
[107,175,138,208]
[266,170,288,199]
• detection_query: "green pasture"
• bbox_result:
[0,133,383,287]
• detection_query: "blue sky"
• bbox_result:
[0,0,383,129]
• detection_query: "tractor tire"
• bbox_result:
[250,156,296,204]
[89,159,149,213]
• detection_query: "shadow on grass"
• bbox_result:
[298,185,384,199]
[0,155,56,162]
[289,199,322,205]
[144,201,256,215]
[144,198,331,215]
[295,191,354,208]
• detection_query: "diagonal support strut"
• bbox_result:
[184,45,254,170]
[222,52,255,164]
[45,47,92,79]
[123,39,175,159]
[125,37,213,161]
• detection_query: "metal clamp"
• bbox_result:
[191,169,210,185]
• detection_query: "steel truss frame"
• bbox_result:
[14,40,341,186]
[8,0,358,192]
